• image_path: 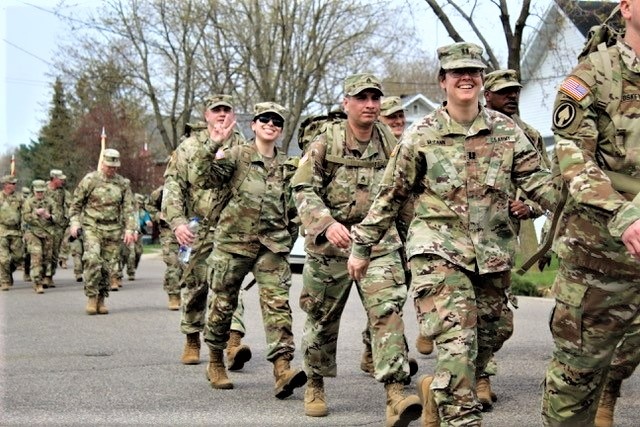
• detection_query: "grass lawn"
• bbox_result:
[511,254,559,296]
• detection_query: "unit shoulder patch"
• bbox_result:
[552,102,577,130]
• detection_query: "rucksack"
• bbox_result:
[297,110,347,152]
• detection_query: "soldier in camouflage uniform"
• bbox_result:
[542,2,640,425]
[151,185,182,310]
[69,149,137,315]
[20,186,31,282]
[162,95,251,368]
[22,180,64,294]
[347,43,556,426]
[379,96,407,139]
[0,175,22,291]
[120,193,151,281]
[292,74,421,426]
[195,102,306,398]
[45,169,68,288]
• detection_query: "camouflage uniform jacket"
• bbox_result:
[22,194,63,238]
[45,185,69,229]
[291,120,407,259]
[351,104,556,275]
[162,128,245,231]
[69,170,137,233]
[194,142,299,257]
[0,191,23,237]
[551,39,640,278]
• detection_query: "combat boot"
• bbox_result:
[168,294,181,311]
[360,344,374,375]
[85,296,97,315]
[595,379,621,427]
[1,283,10,291]
[181,332,201,365]
[43,276,55,288]
[34,282,44,294]
[226,330,252,371]
[304,375,328,417]
[59,259,68,269]
[23,274,31,282]
[476,376,493,411]
[110,277,121,291]
[418,375,440,427]
[273,356,307,399]
[416,335,434,355]
[97,295,109,315]
[384,382,422,427]
[206,349,233,389]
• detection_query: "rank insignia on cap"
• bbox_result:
[559,76,589,101]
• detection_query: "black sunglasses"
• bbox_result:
[256,115,284,128]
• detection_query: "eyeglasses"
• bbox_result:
[256,115,284,128]
[447,68,483,78]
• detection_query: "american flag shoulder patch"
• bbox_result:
[559,76,589,101]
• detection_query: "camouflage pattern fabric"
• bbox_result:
[542,263,640,426]
[0,189,23,287]
[300,251,410,383]
[46,186,69,279]
[542,39,640,426]
[159,225,182,297]
[120,240,141,278]
[162,128,246,336]
[69,170,137,297]
[349,104,555,424]
[195,142,299,359]
[22,194,63,285]
[70,233,83,278]
[606,326,640,384]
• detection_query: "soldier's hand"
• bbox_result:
[325,222,351,249]
[347,254,370,282]
[209,113,237,143]
[70,225,80,238]
[538,254,552,271]
[175,223,195,246]
[621,219,640,261]
[123,231,136,245]
[509,199,531,219]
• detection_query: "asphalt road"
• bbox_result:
[1,253,638,426]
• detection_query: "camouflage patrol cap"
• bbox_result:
[102,148,121,167]
[484,69,522,92]
[205,94,233,110]
[344,73,383,96]
[22,186,31,195]
[135,193,146,203]
[32,179,47,192]
[1,175,17,184]
[50,169,66,180]
[437,42,486,70]
[253,102,287,121]
[380,96,405,117]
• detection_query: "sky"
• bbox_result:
[0,0,556,155]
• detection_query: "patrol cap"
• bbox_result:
[253,102,287,121]
[50,169,67,180]
[205,94,233,110]
[484,69,522,92]
[102,148,121,167]
[380,96,405,117]
[32,179,47,192]
[437,42,486,70]
[344,73,383,96]
[22,186,31,195]
[135,193,146,203]
[1,175,18,184]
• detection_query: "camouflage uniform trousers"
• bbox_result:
[160,226,182,297]
[411,254,511,426]
[481,293,515,377]
[82,227,123,298]
[50,225,65,278]
[203,246,294,361]
[301,250,411,383]
[604,325,640,389]
[70,236,83,278]
[58,226,71,264]
[23,231,54,286]
[180,229,244,336]
[121,238,142,278]
[0,232,23,287]
[541,262,640,427]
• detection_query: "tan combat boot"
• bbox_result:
[273,356,307,399]
[418,375,439,427]
[360,344,374,376]
[168,294,181,311]
[206,349,233,389]
[34,282,44,294]
[476,376,493,411]
[45,277,55,288]
[1,283,11,291]
[181,332,201,365]
[110,277,121,291]
[416,335,434,355]
[304,375,328,417]
[385,382,422,427]
[97,295,109,315]
[85,296,97,315]
[595,379,621,427]
[226,330,252,371]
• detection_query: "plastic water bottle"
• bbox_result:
[178,217,200,264]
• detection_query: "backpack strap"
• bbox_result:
[230,145,253,196]
[324,122,393,169]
